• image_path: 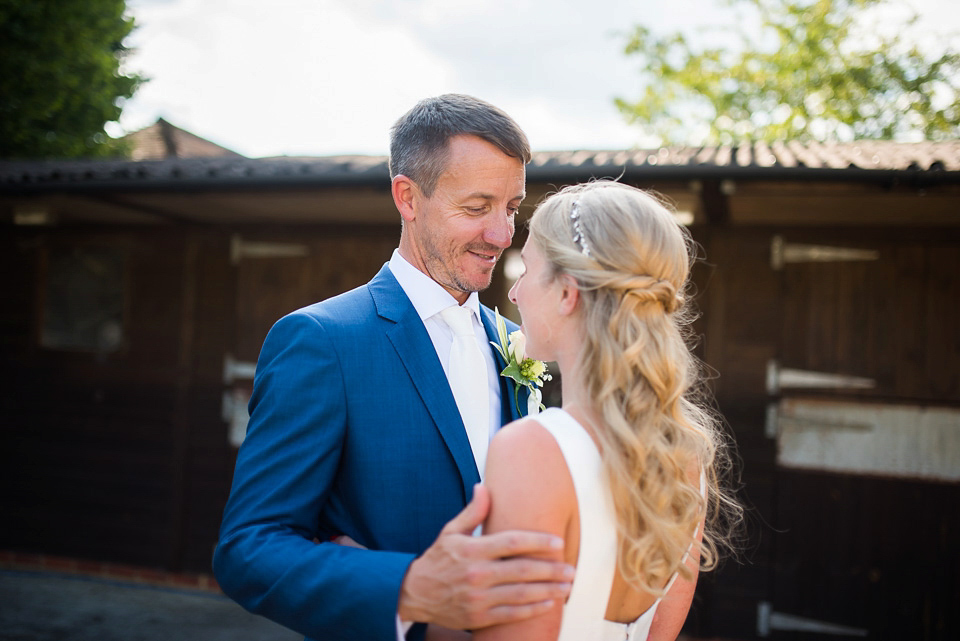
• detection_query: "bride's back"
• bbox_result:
[479,181,742,641]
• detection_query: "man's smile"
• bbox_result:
[466,246,501,266]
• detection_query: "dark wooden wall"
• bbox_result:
[1,228,228,569]
[0,224,398,573]
[233,228,400,364]
[2,210,958,639]
[688,224,960,640]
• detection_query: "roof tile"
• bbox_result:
[3,140,959,189]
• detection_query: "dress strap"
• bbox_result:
[535,408,617,641]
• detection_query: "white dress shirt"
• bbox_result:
[388,249,503,453]
[387,249,504,640]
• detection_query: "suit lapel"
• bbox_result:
[369,265,480,495]
[480,306,524,424]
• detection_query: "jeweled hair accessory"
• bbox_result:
[570,200,591,257]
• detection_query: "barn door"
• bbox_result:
[223,234,311,446]
[222,231,398,446]
[762,235,960,639]
[761,236,878,638]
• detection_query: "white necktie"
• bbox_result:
[439,305,490,478]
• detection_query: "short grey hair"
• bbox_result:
[389,94,531,197]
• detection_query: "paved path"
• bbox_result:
[0,570,301,641]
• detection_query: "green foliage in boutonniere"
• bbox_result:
[490,308,552,416]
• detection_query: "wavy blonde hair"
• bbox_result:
[528,180,742,595]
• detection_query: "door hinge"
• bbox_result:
[758,601,868,637]
[231,234,309,265]
[771,235,879,270]
[223,353,257,384]
[766,360,875,395]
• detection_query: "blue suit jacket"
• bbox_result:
[214,264,526,641]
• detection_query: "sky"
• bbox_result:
[116,0,960,158]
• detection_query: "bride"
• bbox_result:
[475,181,741,641]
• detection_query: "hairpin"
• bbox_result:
[570,200,591,257]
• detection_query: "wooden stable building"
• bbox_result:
[1,132,958,639]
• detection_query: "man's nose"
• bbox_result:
[483,209,515,248]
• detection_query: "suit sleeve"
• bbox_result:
[213,310,415,641]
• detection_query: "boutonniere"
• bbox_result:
[490,308,552,416]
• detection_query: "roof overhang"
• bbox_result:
[3,143,959,227]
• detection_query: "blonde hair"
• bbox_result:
[529,180,742,595]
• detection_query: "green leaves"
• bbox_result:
[0,0,143,158]
[616,0,960,143]
[489,308,551,416]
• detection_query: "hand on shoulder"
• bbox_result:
[467,418,577,640]
[397,479,573,631]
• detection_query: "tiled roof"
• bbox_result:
[0,155,387,191]
[528,140,960,172]
[125,118,244,160]
[2,140,958,192]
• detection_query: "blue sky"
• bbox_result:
[117,0,960,157]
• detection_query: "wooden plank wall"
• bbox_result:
[233,229,399,364]
[3,216,957,639]
[687,226,782,636]
[688,224,960,639]
[177,232,235,571]
[0,224,399,573]
[2,228,196,567]
[778,228,960,402]
[774,470,960,639]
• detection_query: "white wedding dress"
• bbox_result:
[537,407,689,641]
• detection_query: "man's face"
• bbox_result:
[403,135,526,302]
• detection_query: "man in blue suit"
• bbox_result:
[214,95,574,641]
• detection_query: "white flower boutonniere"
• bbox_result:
[490,308,552,416]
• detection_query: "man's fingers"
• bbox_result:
[449,582,570,630]
[471,528,566,560]
[479,556,575,586]
[407,489,575,629]
[484,580,573,606]
[441,483,491,536]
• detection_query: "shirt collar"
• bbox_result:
[389,249,482,323]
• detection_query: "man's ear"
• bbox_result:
[392,175,418,223]
[557,275,580,316]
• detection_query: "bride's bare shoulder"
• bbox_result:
[483,417,574,534]
[490,416,558,452]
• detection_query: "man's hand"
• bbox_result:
[398,484,574,630]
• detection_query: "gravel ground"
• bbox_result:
[0,570,301,641]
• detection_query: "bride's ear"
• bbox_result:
[557,275,579,316]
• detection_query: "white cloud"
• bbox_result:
[123,0,454,156]
[121,0,960,157]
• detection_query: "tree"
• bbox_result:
[615,0,960,144]
[0,0,142,159]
